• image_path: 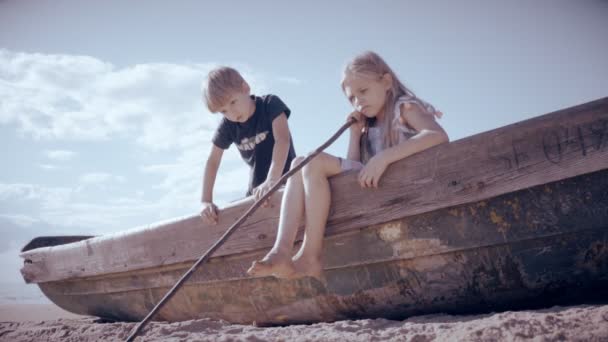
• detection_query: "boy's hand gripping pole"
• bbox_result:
[126,117,357,342]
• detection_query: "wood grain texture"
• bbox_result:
[36,169,608,324]
[20,97,608,283]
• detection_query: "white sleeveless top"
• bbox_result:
[365,95,439,158]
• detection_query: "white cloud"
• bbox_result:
[0,49,296,154]
[0,50,304,287]
[0,183,73,206]
[0,50,291,239]
[0,214,40,227]
[79,172,126,185]
[0,49,220,147]
[140,146,248,209]
[0,181,148,233]
[38,164,58,170]
[45,149,75,161]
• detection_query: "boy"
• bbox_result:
[200,66,296,224]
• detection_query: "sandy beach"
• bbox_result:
[0,304,86,322]
[1,303,607,341]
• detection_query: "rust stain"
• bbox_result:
[511,198,521,220]
[504,198,521,220]
[406,253,450,271]
[375,215,450,260]
[448,209,460,217]
[490,210,510,237]
[377,222,402,242]
[392,238,447,260]
[489,210,504,225]
[274,314,288,322]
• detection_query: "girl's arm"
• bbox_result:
[358,103,448,188]
[380,103,449,164]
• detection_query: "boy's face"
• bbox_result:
[216,82,255,123]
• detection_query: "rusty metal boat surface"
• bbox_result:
[20,97,608,325]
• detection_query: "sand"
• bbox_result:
[0,304,86,322]
[1,304,607,341]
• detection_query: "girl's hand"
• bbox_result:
[347,111,364,135]
[358,153,389,188]
[200,201,219,225]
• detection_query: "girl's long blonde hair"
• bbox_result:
[341,51,439,160]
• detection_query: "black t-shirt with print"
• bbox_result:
[212,94,296,196]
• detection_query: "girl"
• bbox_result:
[247,51,449,281]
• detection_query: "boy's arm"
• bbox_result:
[266,112,291,182]
[201,144,224,203]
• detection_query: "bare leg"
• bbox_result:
[247,157,306,278]
[291,153,342,280]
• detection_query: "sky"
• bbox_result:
[0,0,607,295]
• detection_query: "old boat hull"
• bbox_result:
[35,169,608,325]
[20,97,608,324]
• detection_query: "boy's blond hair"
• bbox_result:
[203,66,246,113]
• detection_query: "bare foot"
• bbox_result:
[247,252,296,279]
[291,255,324,282]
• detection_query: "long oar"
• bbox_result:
[126,118,356,341]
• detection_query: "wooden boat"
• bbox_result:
[20,97,608,325]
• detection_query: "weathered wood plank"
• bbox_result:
[20,97,608,283]
[38,168,608,290]
[327,97,608,230]
[36,169,608,323]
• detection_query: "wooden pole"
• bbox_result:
[126,118,355,341]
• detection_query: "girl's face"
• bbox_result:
[343,72,392,118]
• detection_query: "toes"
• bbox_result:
[247,254,300,279]
[246,259,290,278]
[246,262,257,276]
[247,261,268,276]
